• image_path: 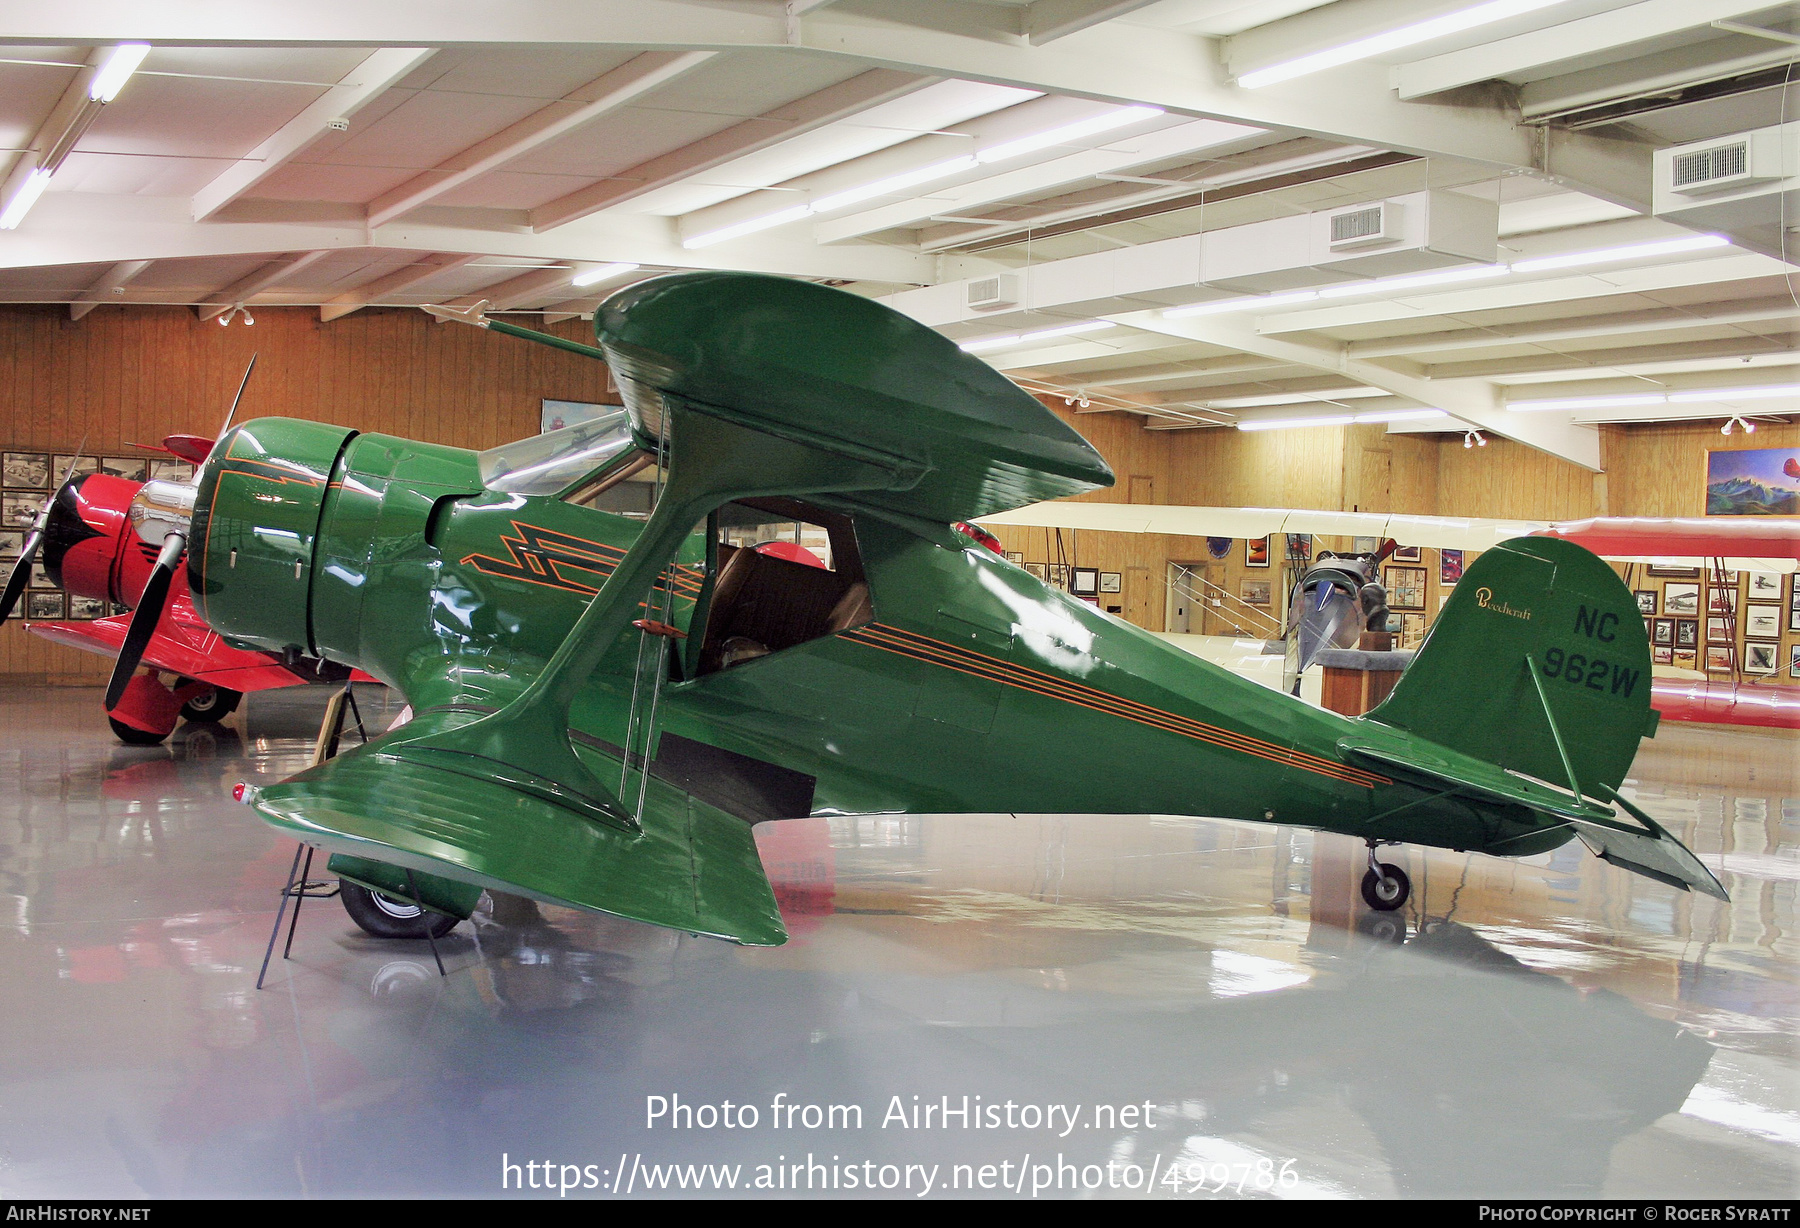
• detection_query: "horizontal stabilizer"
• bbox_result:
[248,727,787,945]
[1565,813,1729,901]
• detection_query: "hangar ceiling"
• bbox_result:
[0,0,1793,469]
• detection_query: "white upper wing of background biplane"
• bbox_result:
[975,503,1800,573]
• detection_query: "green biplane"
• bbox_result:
[105,272,1726,946]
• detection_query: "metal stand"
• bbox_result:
[256,682,412,989]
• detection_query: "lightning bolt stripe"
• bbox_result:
[461,520,703,600]
[841,622,1388,790]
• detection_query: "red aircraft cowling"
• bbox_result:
[28,468,370,741]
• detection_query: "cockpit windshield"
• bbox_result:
[477,408,637,496]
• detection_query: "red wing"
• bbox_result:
[27,593,308,693]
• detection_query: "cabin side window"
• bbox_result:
[694,498,871,674]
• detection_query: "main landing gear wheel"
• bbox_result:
[108,716,168,746]
[1361,863,1411,912]
[339,881,459,940]
[179,685,241,722]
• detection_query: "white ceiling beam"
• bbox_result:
[195,250,330,319]
[530,68,929,231]
[1517,33,1798,120]
[1025,0,1164,44]
[1395,0,1787,100]
[368,51,716,228]
[0,2,1648,208]
[450,265,581,313]
[1348,301,1800,358]
[190,47,435,221]
[68,258,151,320]
[1421,338,1800,381]
[318,252,478,322]
[1113,307,1603,469]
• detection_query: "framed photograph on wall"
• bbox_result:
[3,452,50,489]
[3,493,39,529]
[147,459,194,484]
[1245,536,1270,567]
[68,595,106,620]
[52,455,98,481]
[1675,619,1699,650]
[1791,604,1800,634]
[1653,618,1674,647]
[1653,646,1673,665]
[1744,604,1782,639]
[1633,590,1657,615]
[1004,551,1023,565]
[1047,563,1070,590]
[1662,583,1700,616]
[1025,562,1047,580]
[1070,567,1099,597]
[1705,616,1733,644]
[1707,447,1800,516]
[1285,533,1312,562]
[1705,645,1735,673]
[1401,612,1425,643]
[1708,586,1738,614]
[1673,649,1696,669]
[1649,564,1701,579]
[1385,566,1427,611]
[0,528,21,561]
[26,591,62,619]
[1392,544,1421,564]
[1240,578,1272,606]
[1744,641,1779,674]
[1441,549,1465,585]
[101,456,149,483]
[1099,571,1122,593]
[1746,571,1782,600]
[1792,644,1800,678]
[1352,536,1378,555]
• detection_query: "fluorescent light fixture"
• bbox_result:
[570,262,639,287]
[1237,0,1574,89]
[0,167,52,230]
[1510,233,1727,274]
[89,43,150,103]
[1237,414,1355,431]
[1315,263,1509,298]
[975,106,1162,164]
[810,155,977,214]
[1508,393,1668,412]
[1667,383,1800,403]
[1165,289,1320,319]
[959,320,1115,353]
[682,205,812,249]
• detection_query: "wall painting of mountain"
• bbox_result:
[1707,447,1800,516]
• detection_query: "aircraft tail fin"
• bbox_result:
[1353,537,1725,899]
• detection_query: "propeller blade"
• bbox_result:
[0,528,41,620]
[104,531,184,710]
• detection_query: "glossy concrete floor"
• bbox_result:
[0,684,1795,1200]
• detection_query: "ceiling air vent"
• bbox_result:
[1668,137,1774,195]
[966,274,1018,310]
[1326,203,1399,250]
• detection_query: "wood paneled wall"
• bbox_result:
[1,304,613,682]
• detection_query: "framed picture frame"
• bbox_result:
[100,456,149,483]
[1401,612,1425,643]
[1792,644,1800,679]
[1285,533,1312,562]
[67,594,106,620]
[1649,564,1701,578]
[3,492,39,529]
[1245,536,1270,568]
[1440,549,1464,585]
[1705,645,1735,673]
[1744,604,1782,639]
[1352,536,1378,555]
[1662,583,1700,616]
[1744,641,1779,674]
[25,591,63,620]
[1099,571,1122,593]
[1705,616,1733,645]
[1633,589,1657,616]
[147,459,194,484]
[1708,447,1800,516]
[1240,578,1272,606]
[1791,604,1800,634]
[52,455,98,481]
[1675,619,1699,650]
[0,528,21,562]
[1024,562,1047,581]
[1707,586,1738,615]
[1673,649,1696,669]
[1070,566,1099,597]
[1047,563,1070,590]
[1385,566,1427,611]
[1653,646,1673,665]
[1746,571,1782,600]
[1392,544,1421,564]
[1652,618,1674,647]
[1004,551,1023,565]
[2,451,50,490]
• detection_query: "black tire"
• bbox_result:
[180,686,241,722]
[109,716,168,746]
[339,880,460,940]
[1360,862,1411,912]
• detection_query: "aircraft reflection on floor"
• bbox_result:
[0,683,1792,1198]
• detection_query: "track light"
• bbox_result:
[1722,416,1756,435]
[216,304,253,327]
[1464,430,1486,448]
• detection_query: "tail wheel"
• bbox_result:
[339,880,459,940]
[1360,863,1411,912]
[108,716,169,746]
[179,686,241,722]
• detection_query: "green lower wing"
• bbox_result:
[250,739,787,946]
